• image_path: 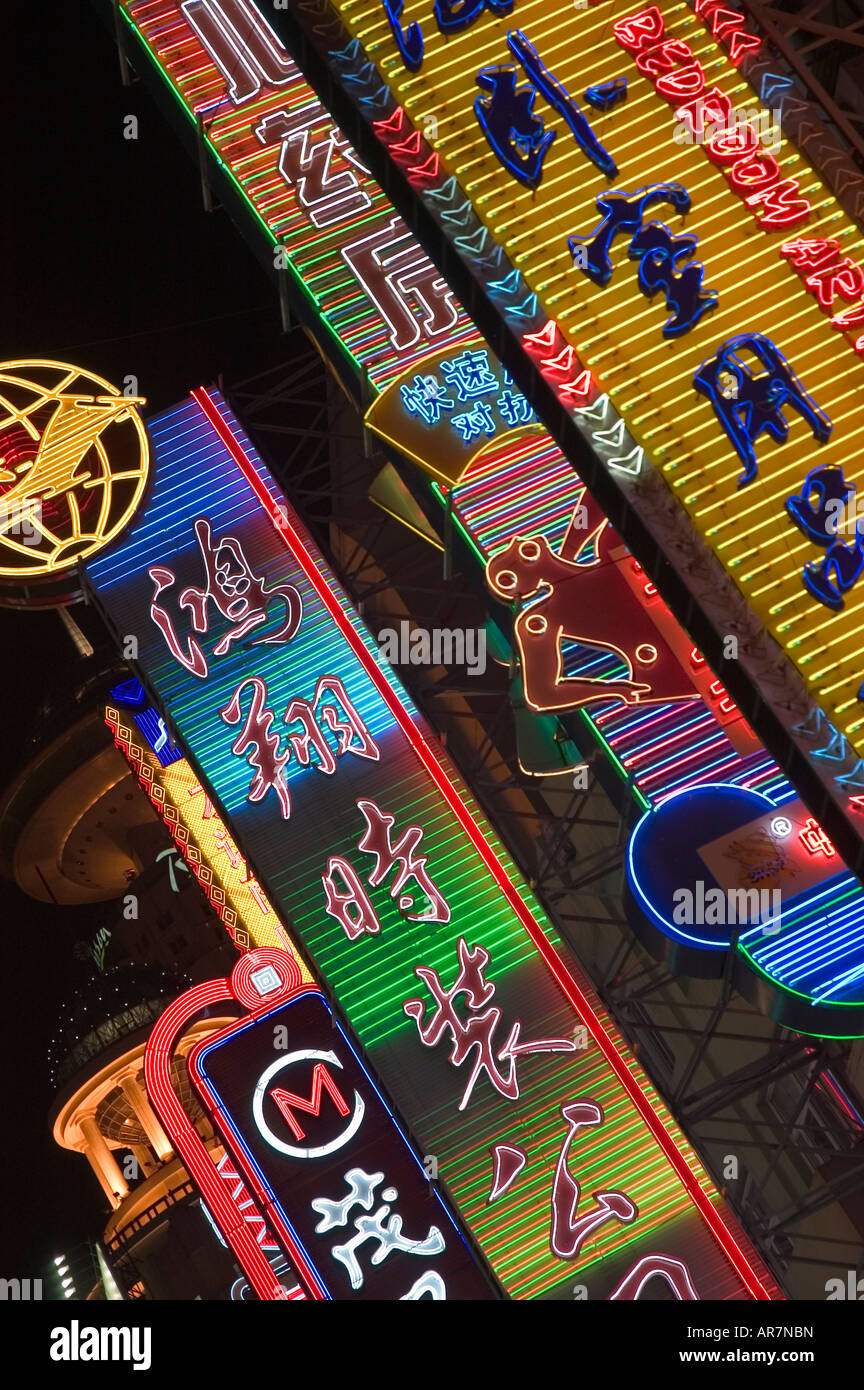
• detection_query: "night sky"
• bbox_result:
[2,1,291,1278]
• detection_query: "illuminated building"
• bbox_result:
[48,965,242,1299]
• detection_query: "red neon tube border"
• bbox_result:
[144,980,318,1300]
[190,386,772,1300]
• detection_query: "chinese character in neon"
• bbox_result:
[149,517,303,679]
[220,675,379,820]
[381,0,425,70]
[475,30,616,189]
[569,184,717,337]
[550,1101,637,1260]
[786,465,864,610]
[693,333,832,487]
[322,798,450,938]
[404,936,577,1110]
[312,1167,446,1292]
[798,818,835,859]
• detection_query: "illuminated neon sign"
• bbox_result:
[86,388,776,1298]
[290,0,864,768]
[0,360,148,589]
[447,431,864,1030]
[117,0,477,391]
[161,949,494,1300]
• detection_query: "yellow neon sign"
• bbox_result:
[106,705,312,973]
[0,360,149,581]
[327,0,864,755]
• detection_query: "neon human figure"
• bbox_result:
[485,502,695,712]
[693,333,832,487]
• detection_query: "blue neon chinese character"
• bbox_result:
[475,30,616,190]
[400,374,454,425]
[434,0,513,35]
[786,465,864,611]
[786,466,852,545]
[694,333,832,488]
[382,0,424,71]
[803,535,864,611]
[496,389,534,426]
[569,185,691,286]
[569,184,717,338]
[452,401,497,441]
[440,349,499,401]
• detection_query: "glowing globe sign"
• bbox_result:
[0,360,149,603]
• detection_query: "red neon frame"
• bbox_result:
[190,386,772,1299]
[144,979,319,1300]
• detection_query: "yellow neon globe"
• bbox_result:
[0,360,149,582]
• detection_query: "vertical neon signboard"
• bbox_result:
[85,388,777,1299]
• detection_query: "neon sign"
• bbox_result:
[449,432,864,1029]
[0,360,148,586]
[106,703,311,960]
[485,493,698,713]
[295,0,864,766]
[87,388,776,1298]
[614,6,810,229]
[118,0,477,391]
[147,947,492,1299]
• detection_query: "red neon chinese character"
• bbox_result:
[322,857,382,940]
[150,567,208,678]
[213,824,243,871]
[550,1101,637,1260]
[314,676,380,762]
[357,799,450,924]
[187,783,215,819]
[284,697,338,775]
[404,937,577,1110]
[242,874,271,914]
[181,518,303,655]
[798,817,835,859]
[220,677,291,819]
[148,518,302,679]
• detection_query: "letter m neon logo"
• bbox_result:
[271,1064,350,1140]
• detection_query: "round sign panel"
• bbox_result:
[0,360,149,605]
